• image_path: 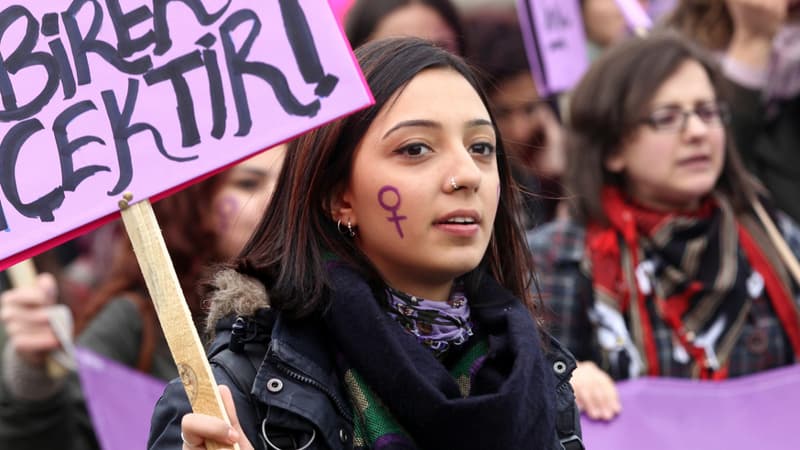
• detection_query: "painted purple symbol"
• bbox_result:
[378,186,407,238]
[215,195,239,233]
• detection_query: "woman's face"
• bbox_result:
[605,60,726,212]
[211,145,286,259]
[369,3,459,53]
[339,68,499,300]
[491,73,543,156]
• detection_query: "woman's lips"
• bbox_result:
[433,223,480,237]
[678,155,712,169]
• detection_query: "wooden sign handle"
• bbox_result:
[752,199,800,286]
[7,260,38,287]
[119,196,238,450]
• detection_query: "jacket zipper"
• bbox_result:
[271,358,354,425]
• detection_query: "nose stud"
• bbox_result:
[450,176,460,192]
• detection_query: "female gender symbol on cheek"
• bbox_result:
[215,195,239,233]
[378,186,407,239]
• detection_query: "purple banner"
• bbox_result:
[582,365,800,449]
[76,347,167,450]
[516,0,590,96]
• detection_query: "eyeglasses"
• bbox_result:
[638,101,729,132]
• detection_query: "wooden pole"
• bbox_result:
[6,260,38,287]
[752,199,800,286]
[119,194,238,450]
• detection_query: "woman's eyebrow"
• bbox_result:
[382,118,494,140]
[382,119,441,140]
[466,118,493,129]
[233,167,269,177]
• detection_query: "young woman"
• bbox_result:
[0,147,285,450]
[148,38,583,450]
[528,33,800,421]
[345,0,465,55]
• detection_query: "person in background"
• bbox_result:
[0,146,286,450]
[149,38,583,450]
[465,9,567,228]
[528,33,800,421]
[345,0,465,54]
[666,0,800,222]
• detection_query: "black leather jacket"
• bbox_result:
[148,311,584,450]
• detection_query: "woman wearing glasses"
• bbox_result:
[528,33,800,421]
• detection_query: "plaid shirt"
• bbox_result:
[528,214,800,379]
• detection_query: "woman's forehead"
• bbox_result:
[370,68,490,128]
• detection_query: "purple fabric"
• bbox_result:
[383,286,473,354]
[581,364,800,449]
[75,347,167,450]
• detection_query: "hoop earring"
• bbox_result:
[337,219,356,237]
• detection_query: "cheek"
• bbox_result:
[213,194,240,233]
[376,185,408,239]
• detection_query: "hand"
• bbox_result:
[0,274,60,366]
[570,361,621,421]
[180,385,253,450]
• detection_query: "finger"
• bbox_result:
[593,374,621,420]
[37,273,58,303]
[2,305,54,330]
[220,385,254,449]
[8,332,60,355]
[181,413,237,449]
[583,382,607,420]
[605,378,622,413]
[0,286,55,310]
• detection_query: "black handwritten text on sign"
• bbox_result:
[0,1,366,265]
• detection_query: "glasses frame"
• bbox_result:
[637,100,730,133]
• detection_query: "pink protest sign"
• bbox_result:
[613,0,653,31]
[328,0,355,26]
[516,0,590,96]
[0,0,372,270]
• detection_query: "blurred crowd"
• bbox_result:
[2,0,799,448]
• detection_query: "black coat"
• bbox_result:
[148,310,583,450]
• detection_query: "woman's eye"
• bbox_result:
[396,143,431,157]
[469,142,496,156]
[233,178,261,191]
[651,110,681,128]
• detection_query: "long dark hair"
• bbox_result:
[236,38,537,318]
[345,0,466,55]
[566,32,757,224]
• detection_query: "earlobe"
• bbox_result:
[604,154,625,173]
[330,187,357,226]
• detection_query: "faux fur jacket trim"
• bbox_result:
[204,269,271,338]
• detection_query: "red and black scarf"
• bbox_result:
[586,187,800,379]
